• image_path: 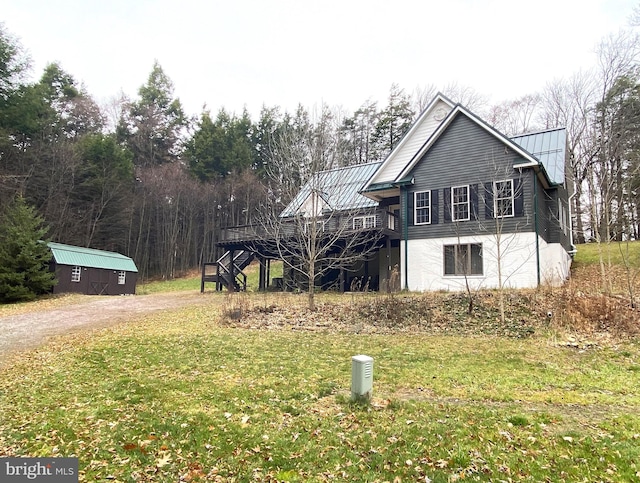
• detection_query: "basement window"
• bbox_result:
[118,271,126,285]
[71,266,81,282]
[444,243,483,276]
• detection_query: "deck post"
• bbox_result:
[266,258,271,289]
[259,255,266,291]
[386,238,391,292]
[229,249,236,291]
[200,263,206,293]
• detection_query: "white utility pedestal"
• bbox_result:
[351,354,373,402]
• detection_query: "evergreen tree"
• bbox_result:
[371,84,414,160]
[185,108,257,181]
[0,196,56,302]
[117,61,186,167]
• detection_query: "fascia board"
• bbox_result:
[364,93,455,189]
[395,105,541,183]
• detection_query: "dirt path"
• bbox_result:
[0,292,212,366]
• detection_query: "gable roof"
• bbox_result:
[280,162,381,217]
[363,94,567,198]
[365,93,455,189]
[48,242,138,272]
[394,104,546,183]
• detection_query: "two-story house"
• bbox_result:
[213,93,573,292]
[361,93,573,291]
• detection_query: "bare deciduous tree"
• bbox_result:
[256,107,386,311]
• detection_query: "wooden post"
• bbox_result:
[386,238,391,292]
[258,256,266,291]
[266,258,271,289]
[229,249,236,291]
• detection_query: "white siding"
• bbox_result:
[539,241,572,286]
[401,233,571,291]
[369,99,453,185]
[299,192,328,217]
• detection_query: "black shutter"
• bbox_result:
[443,187,451,222]
[514,178,524,217]
[431,189,439,224]
[407,190,414,225]
[484,182,494,219]
[471,184,479,220]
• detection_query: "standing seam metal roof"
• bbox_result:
[280,162,382,217]
[511,128,566,185]
[48,242,138,272]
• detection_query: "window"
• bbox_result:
[71,266,81,282]
[444,244,483,276]
[494,180,514,217]
[353,215,377,230]
[118,271,126,285]
[452,185,470,221]
[304,218,325,233]
[558,198,568,235]
[415,191,431,225]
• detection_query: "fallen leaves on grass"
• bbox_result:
[225,291,542,338]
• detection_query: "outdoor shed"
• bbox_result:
[48,242,138,295]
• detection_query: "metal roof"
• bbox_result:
[48,242,138,272]
[280,162,381,217]
[511,128,566,185]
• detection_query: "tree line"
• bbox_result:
[0,19,639,282]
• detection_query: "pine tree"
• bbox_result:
[0,196,56,302]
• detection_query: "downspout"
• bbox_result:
[567,187,577,256]
[402,186,409,290]
[533,169,541,287]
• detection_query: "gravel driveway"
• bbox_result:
[0,292,211,366]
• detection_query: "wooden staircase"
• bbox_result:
[201,250,254,292]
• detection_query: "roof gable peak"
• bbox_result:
[394,105,541,182]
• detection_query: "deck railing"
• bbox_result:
[219,209,400,243]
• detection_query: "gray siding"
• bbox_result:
[537,183,572,250]
[403,114,535,240]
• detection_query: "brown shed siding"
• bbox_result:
[52,264,137,295]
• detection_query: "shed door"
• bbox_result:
[89,269,110,295]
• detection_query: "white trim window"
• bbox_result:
[494,180,514,218]
[71,266,81,282]
[452,185,470,221]
[414,191,431,225]
[304,218,325,234]
[118,271,126,285]
[353,215,377,230]
[558,198,568,235]
[444,243,483,276]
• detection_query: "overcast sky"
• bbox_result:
[2,0,638,119]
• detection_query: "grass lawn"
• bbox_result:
[138,261,283,295]
[1,296,639,482]
[573,239,640,267]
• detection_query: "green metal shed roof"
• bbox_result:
[48,242,138,272]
